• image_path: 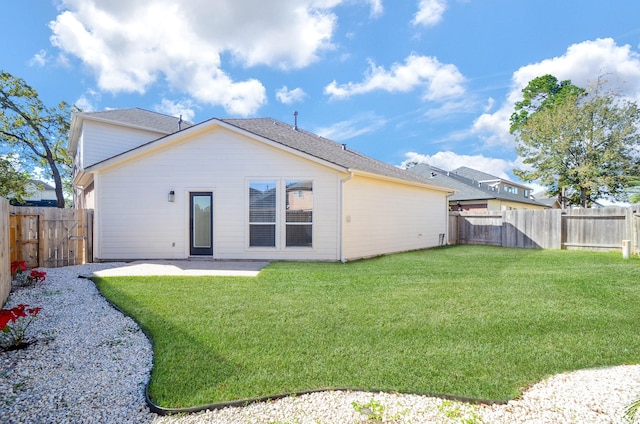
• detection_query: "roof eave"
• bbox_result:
[84,118,353,174]
[67,112,83,155]
[350,169,455,193]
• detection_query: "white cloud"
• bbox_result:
[154,99,196,122]
[74,95,95,112]
[424,99,477,120]
[413,0,447,27]
[472,38,640,148]
[483,97,495,113]
[402,151,516,180]
[29,49,48,67]
[276,86,307,104]
[315,112,387,141]
[48,0,344,116]
[74,88,101,112]
[367,0,383,17]
[325,54,466,101]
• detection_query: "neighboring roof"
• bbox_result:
[450,166,500,182]
[451,166,531,189]
[532,191,561,208]
[28,179,55,191]
[409,164,548,207]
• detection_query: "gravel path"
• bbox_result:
[1,263,639,423]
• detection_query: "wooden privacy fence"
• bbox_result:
[0,198,10,307]
[8,206,93,269]
[449,206,640,254]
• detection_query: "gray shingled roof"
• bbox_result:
[409,163,547,207]
[219,118,445,187]
[82,111,452,190]
[451,166,501,182]
[78,108,193,134]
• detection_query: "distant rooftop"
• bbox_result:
[409,163,547,207]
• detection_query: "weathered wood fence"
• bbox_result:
[0,198,10,307]
[1,199,93,306]
[449,206,640,254]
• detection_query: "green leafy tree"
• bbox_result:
[510,74,585,134]
[626,176,640,203]
[0,71,73,208]
[0,153,30,202]
[510,74,640,207]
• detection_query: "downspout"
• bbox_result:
[445,191,455,246]
[339,171,354,263]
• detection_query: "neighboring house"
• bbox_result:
[69,108,454,262]
[531,191,561,209]
[9,180,57,207]
[409,164,548,211]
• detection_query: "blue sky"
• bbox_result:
[3,0,640,188]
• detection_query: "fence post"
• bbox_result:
[629,203,640,255]
[0,198,10,307]
[500,211,507,247]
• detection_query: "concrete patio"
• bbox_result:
[90,260,270,278]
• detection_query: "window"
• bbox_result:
[249,181,276,247]
[504,185,518,195]
[248,179,314,249]
[286,180,313,247]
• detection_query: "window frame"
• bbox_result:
[247,178,315,251]
[285,179,313,248]
[248,180,278,248]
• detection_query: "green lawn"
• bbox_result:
[93,246,640,408]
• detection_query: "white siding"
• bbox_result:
[342,175,448,260]
[94,127,341,261]
[81,121,167,168]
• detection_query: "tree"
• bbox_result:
[626,176,640,203]
[510,74,585,134]
[510,74,640,207]
[0,71,73,208]
[0,153,31,202]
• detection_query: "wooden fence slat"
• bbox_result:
[450,206,639,254]
[0,198,9,306]
[5,206,92,270]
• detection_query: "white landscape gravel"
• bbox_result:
[1,262,639,423]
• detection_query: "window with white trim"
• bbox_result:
[285,180,313,247]
[249,181,276,247]
[248,179,314,249]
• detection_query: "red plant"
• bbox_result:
[10,260,26,276]
[0,304,42,347]
[10,262,47,286]
[27,270,47,284]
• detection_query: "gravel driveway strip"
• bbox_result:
[1,262,639,423]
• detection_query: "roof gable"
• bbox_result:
[220,118,437,186]
[82,114,453,191]
[78,108,192,133]
[69,108,193,156]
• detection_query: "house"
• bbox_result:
[69,108,454,262]
[9,180,57,207]
[409,164,548,211]
[531,191,561,209]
